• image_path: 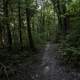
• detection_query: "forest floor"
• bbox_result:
[0,42,80,80]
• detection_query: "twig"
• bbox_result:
[0,63,9,80]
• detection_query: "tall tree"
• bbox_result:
[25,0,35,51]
[0,22,3,48]
[3,0,12,49]
[51,0,70,39]
[18,0,23,49]
[0,1,3,48]
[61,0,69,34]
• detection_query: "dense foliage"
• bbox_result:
[0,0,57,50]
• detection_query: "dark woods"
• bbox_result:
[0,0,80,80]
[0,0,36,51]
[0,0,80,54]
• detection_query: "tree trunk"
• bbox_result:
[3,0,12,49]
[0,24,3,48]
[62,3,69,34]
[26,8,35,51]
[18,0,23,49]
[56,0,63,32]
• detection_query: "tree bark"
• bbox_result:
[3,0,12,49]
[26,8,35,51]
[62,3,69,34]
[0,23,3,48]
[18,0,23,49]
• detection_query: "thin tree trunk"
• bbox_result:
[0,24,3,48]
[18,0,23,49]
[56,0,63,32]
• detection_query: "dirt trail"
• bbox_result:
[35,43,80,80]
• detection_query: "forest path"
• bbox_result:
[33,42,80,80]
[4,42,80,80]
